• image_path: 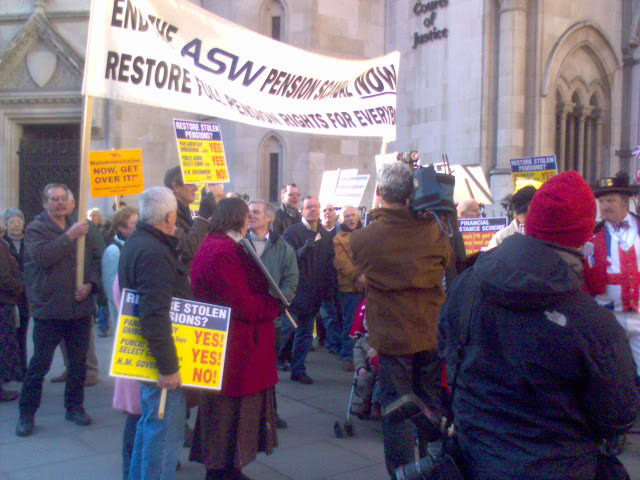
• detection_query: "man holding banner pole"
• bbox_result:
[118,186,191,480]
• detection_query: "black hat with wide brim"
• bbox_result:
[593,171,640,198]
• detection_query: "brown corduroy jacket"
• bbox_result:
[349,207,451,355]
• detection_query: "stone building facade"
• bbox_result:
[1,0,640,216]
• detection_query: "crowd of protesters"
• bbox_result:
[1,163,640,480]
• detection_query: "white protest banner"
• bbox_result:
[334,170,370,207]
[83,0,400,139]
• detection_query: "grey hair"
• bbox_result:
[139,186,177,225]
[378,163,413,204]
[4,208,24,222]
[248,199,276,220]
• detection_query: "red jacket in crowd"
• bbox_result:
[190,233,281,397]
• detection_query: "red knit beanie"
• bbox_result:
[525,171,596,248]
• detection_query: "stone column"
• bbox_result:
[594,114,604,178]
[491,0,529,201]
[567,110,576,171]
[576,108,590,175]
[556,105,568,171]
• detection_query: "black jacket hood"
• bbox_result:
[472,233,582,311]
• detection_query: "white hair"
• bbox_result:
[378,162,413,204]
[139,186,177,225]
[248,199,276,220]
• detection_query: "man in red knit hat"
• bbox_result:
[439,171,639,480]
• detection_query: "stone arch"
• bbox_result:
[259,0,288,42]
[257,132,286,204]
[542,22,619,98]
[544,23,618,182]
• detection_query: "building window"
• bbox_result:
[269,153,279,202]
[555,89,608,183]
[259,134,284,203]
[271,16,281,41]
[261,0,286,42]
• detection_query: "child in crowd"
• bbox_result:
[350,300,381,420]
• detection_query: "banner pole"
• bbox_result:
[76,95,94,289]
[158,388,167,420]
[372,141,389,209]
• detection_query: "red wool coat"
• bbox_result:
[190,233,281,397]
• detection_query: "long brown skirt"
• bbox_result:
[190,387,278,470]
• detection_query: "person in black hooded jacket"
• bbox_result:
[439,171,640,480]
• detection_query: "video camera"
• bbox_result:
[395,152,456,234]
[384,393,463,480]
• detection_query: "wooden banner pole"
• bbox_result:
[76,95,95,289]
[372,141,389,209]
[158,388,168,420]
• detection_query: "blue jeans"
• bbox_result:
[279,312,314,376]
[339,292,365,361]
[319,300,342,354]
[122,413,141,480]
[128,383,185,480]
[98,306,110,333]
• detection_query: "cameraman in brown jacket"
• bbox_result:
[350,162,451,478]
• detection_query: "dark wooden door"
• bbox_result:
[18,124,80,223]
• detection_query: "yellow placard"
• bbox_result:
[110,289,231,390]
[174,120,230,184]
[510,156,557,193]
[89,149,144,197]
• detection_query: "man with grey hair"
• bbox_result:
[248,199,298,427]
[16,183,101,437]
[119,186,191,479]
[350,162,451,477]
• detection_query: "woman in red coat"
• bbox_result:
[189,197,281,480]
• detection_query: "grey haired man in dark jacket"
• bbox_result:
[16,183,101,437]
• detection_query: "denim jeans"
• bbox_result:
[378,350,442,476]
[19,317,91,417]
[319,300,342,354]
[339,292,364,361]
[279,311,314,376]
[128,383,185,480]
[98,305,110,333]
[122,413,141,480]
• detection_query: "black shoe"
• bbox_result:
[275,415,288,429]
[65,408,92,426]
[16,416,34,437]
[291,373,314,384]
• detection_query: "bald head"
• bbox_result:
[342,206,360,230]
[457,199,481,219]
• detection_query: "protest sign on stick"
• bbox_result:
[174,119,230,184]
[510,156,557,192]
[110,289,231,390]
[90,149,144,197]
[458,217,508,254]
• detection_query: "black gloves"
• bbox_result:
[198,188,216,219]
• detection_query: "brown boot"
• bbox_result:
[50,371,67,383]
[351,403,370,419]
[342,360,355,372]
[370,402,382,420]
[0,385,18,402]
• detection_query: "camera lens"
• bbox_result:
[394,454,436,480]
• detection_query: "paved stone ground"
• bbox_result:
[1,325,639,480]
